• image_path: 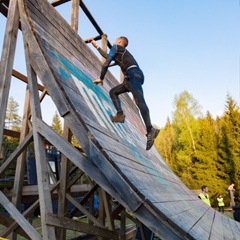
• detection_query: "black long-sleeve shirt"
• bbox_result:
[98,44,139,80]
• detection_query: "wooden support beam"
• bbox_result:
[0,191,42,240]
[101,34,107,63]
[1,184,91,198]
[0,212,30,239]
[66,170,84,189]
[12,69,46,92]
[120,210,126,240]
[46,213,119,239]
[11,84,31,240]
[68,183,99,218]
[0,131,33,178]
[19,2,57,235]
[35,118,125,208]
[71,0,79,32]
[57,122,72,240]
[111,204,124,219]
[1,180,60,238]
[3,128,20,138]
[0,0,19,149]
[102,190,114,230]
[66,193,104,227]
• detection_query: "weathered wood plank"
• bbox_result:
[46,213,119,239]
[3,128,21,138]
[70,0,79,31]
[134,204,183,240]
[221,213,236,240]
[209,211,224,240]
[1,184,90,198]
[11,85,31,221]
[185,208,215,240]
[20,2,57,236]
[66,193,104,227]
[0,0,19,148]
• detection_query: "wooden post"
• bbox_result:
[57,122,72,240]
[57,1,80,237]
[71,0,80,32]
[101,34,108,63]
[120,210,126,240]
[102,190,114,230]
[0,0,19,148]
[22,39,56,239]
[98,189,105,240]
[10,85,31,240]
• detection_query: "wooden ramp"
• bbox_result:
[1,0,240,239]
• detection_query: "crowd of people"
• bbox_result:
[198,183,239,222]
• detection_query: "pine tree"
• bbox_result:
[51,111,63,136]
[155,117,175,167]
[5,96,21,131]
[2,96,21,160]
[191,112,227,194]
[221,95,240,195]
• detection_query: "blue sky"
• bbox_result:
[0,0,239,128]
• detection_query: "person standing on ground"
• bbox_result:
[91,36,159,150]
[198,185,211,206]
[217,195,225,213]
[228,183,235,207]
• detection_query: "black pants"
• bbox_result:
[218,206,224,213]
[109,67,152,133]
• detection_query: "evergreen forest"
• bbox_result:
[155,91,240,207]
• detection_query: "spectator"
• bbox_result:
[217,195,225,213]
[228,183,235,207]
[232,204,240,222]
[228,183,235,197]
[198,185,211,206]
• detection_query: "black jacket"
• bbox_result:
[233,204,240,222]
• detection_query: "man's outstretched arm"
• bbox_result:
[91,40,108,59]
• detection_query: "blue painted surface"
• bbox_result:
[49,51,171,187]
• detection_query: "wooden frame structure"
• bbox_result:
[0,0,137,239]
[1,1,240,240]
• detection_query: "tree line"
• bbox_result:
[155,91,240,207]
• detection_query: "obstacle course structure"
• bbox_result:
[0,0,240,239]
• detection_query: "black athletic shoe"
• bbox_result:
[146,128,160,150]
[110,114,125,123]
